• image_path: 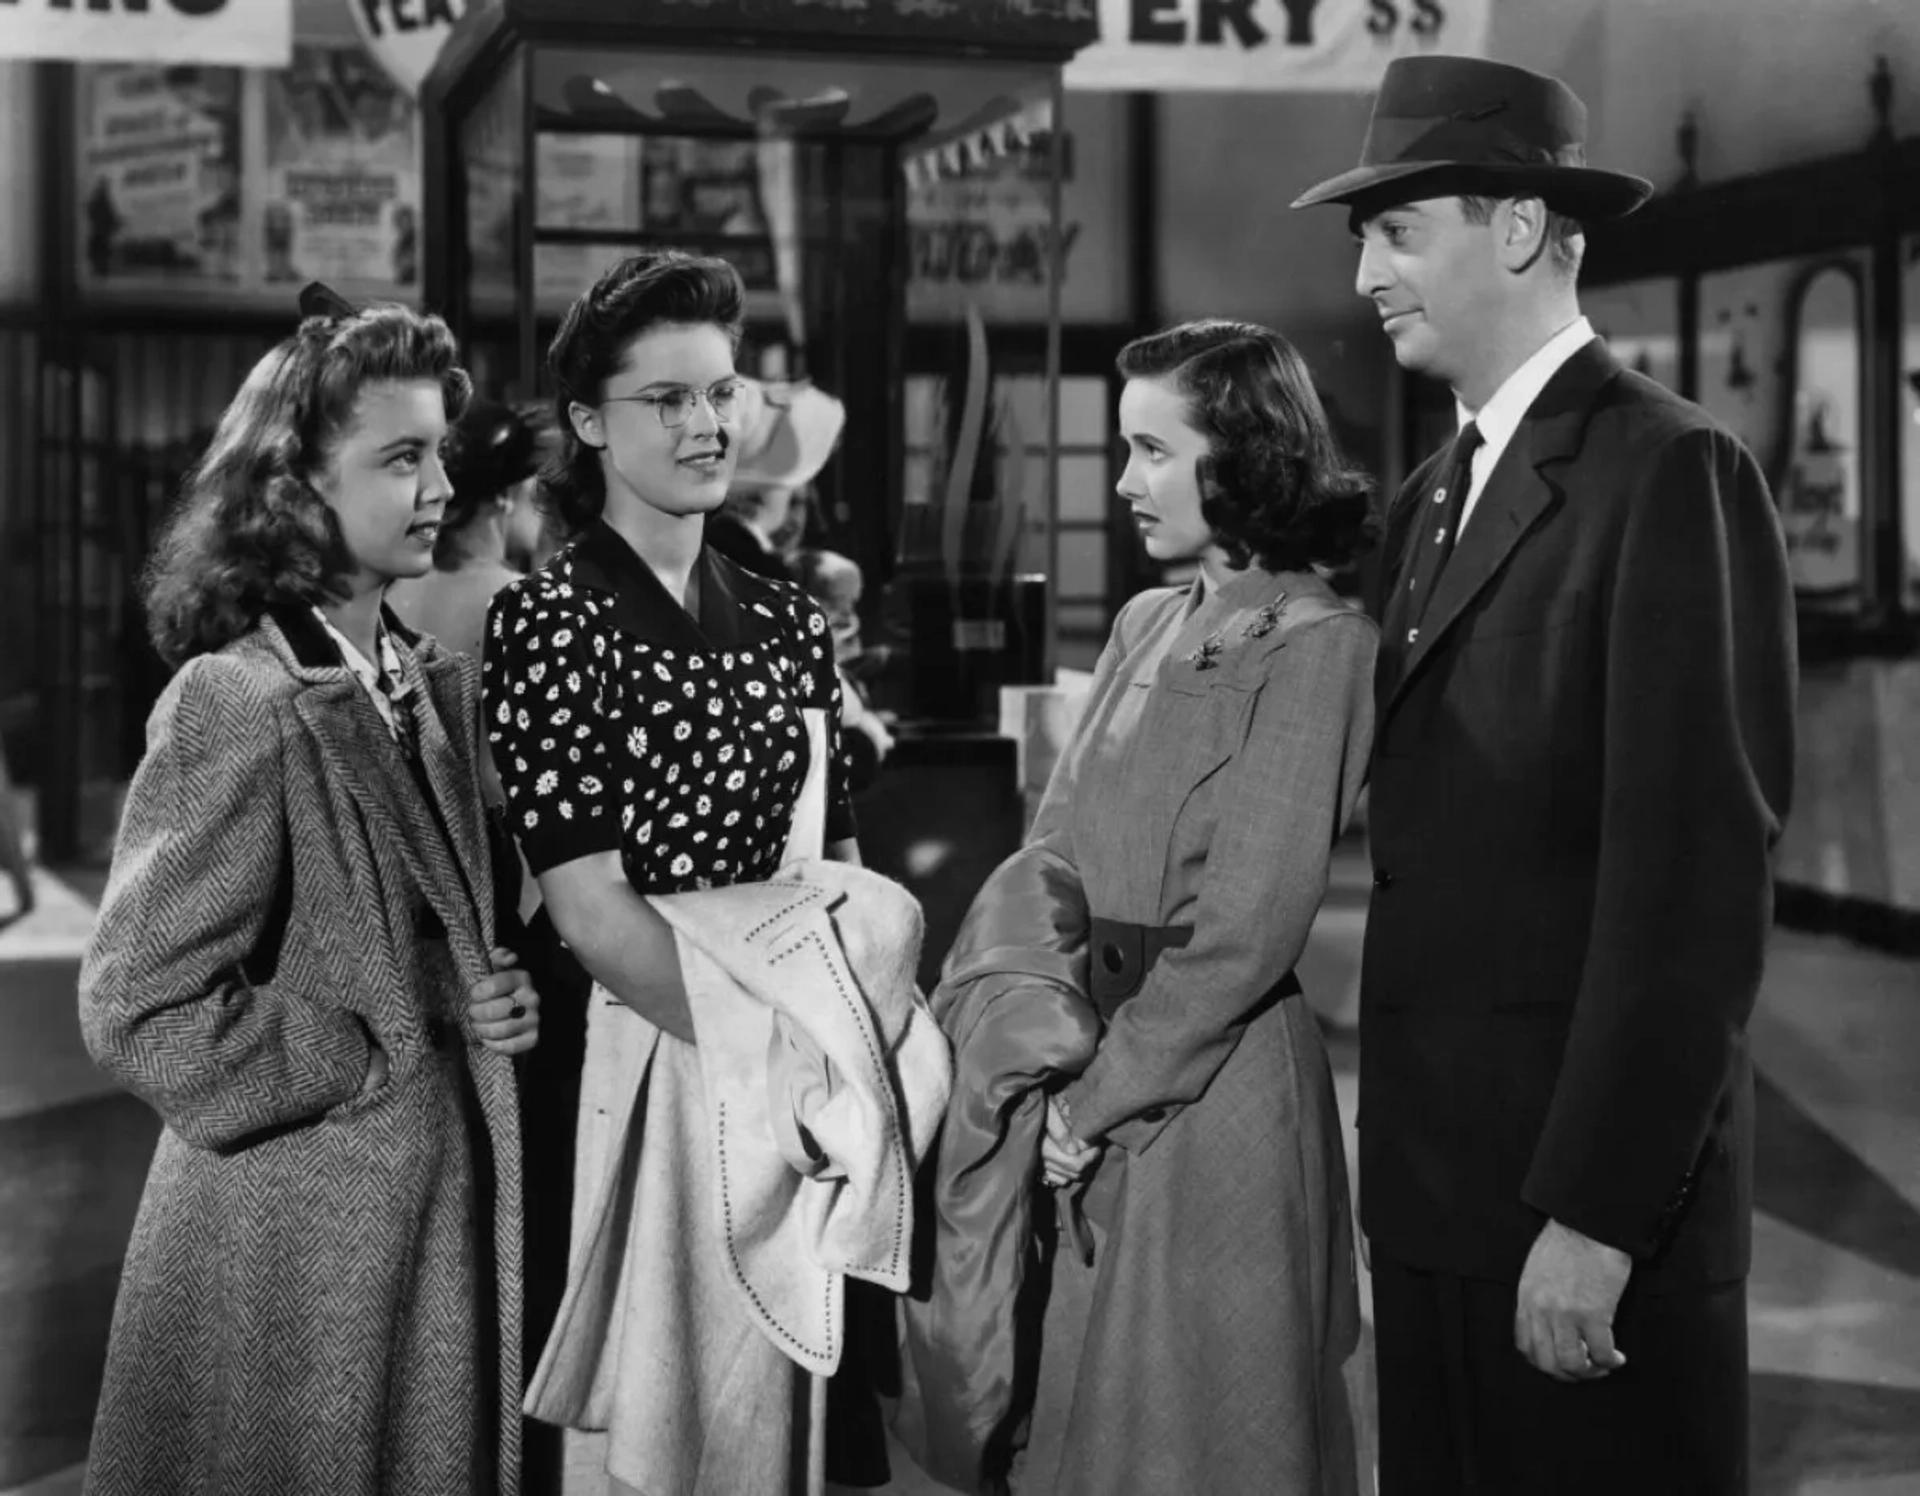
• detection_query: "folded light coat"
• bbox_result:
[525,856,950,1495]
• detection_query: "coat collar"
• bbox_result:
[262,599,441,678]
[254,605,494,975]
[1385,339,1623,712]
[563,518,772,654]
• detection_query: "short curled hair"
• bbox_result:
[1116,320,1378,574]
[1458,194,1585,278]
[436,399,543,568]
[544,250,745,533]
[144,304,471,667]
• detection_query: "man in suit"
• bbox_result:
[1293,56,1797,1494]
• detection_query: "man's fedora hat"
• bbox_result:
[1291,55,1652,221]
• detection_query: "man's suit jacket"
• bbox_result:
[1359,339,1797,1292]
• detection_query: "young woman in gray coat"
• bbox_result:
[909,321,1379,1495]
[78,290,540,1496]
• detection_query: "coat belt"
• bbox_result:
[1087,916,1193,1021]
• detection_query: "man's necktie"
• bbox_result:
[1398,420,1484,645]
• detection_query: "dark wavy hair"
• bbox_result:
[435,398,543,568]
[1116,320,1378,574]
[143,304,471,667]
[544,250,745,533]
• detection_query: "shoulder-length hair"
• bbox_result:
[1116,320,1378,574]
[143,305,471,667]
[544,250,745,534]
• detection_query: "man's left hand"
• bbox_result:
[1514,1218,1632,1382]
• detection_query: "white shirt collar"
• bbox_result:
[1457,316,1595,448]
[312,607,411,738]
[1454,316,1595,530]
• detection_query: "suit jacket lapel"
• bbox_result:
[1389,341,1622,713]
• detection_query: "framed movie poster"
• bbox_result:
[74,41,425,309]
[76,64,245,295]
[262,44,421,293]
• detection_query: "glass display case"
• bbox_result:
[423,0,1095,720]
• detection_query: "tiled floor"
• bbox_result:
[5,851,1919,1495]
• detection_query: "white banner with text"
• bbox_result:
[1065,0,1491,93]
[0,0,291,67]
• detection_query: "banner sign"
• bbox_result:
[1064,0,1491,92]
[347,0,466,97]
[903,98,1055,193]
[0,0,290,67]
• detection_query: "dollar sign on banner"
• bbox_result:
[347,0,468,97]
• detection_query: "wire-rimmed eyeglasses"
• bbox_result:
[600,378,747,430]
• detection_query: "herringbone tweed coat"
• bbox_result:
[79,607,524,1496]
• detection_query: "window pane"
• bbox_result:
[995,375,1046,446]
[903,452,935,509]
[1059,375,1108,445]
[1058,453,1109,524]
[1901,234,1920,608]
[1056,527,1105,599]
[905,376,942,448]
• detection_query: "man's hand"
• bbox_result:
[1515,1218,1632,1381]
[468,946,540,1056]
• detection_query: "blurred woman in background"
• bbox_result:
[388,397,547,659]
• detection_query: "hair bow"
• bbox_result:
[297,280,358,322]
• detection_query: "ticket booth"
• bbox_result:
[421,0,1094,698]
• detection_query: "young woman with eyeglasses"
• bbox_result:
[483,251,870,1495]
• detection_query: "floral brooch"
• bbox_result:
[1186,592,1288,670]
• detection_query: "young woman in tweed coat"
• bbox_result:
[78,290,540,1496]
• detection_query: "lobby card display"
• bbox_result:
[533,131,640,311]
[462,62,523,320]
[73,41,424,309]
[76,64,245,294]
[262,45,421,293]
[531,132,781,315]
[1698,253,1870,609]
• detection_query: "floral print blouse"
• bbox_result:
[482,519,855,895]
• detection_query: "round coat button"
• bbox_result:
[1372,868,1395,888]
[1101,941,1125,974]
